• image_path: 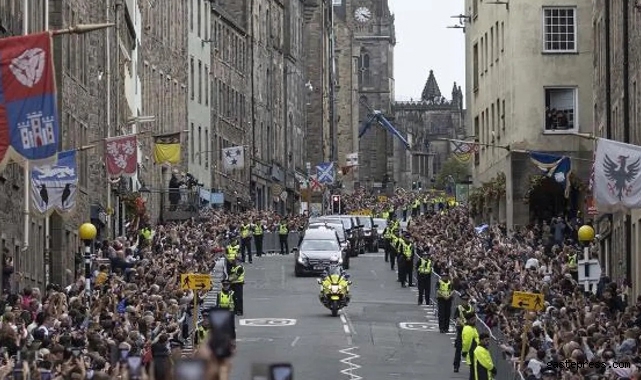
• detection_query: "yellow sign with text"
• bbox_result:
[511,291,545,312]
[180,273,212,291]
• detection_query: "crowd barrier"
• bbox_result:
[238,231,303,254]
[428,272,525,380]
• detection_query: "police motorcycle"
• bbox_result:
[317,255,352,317]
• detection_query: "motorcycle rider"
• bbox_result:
[319,255,351,303]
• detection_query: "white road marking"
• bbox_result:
[239,318,297,326]
[399,322,439,331]
[340,314,347,324]
[344,312,357,335]
[339,347,362,380]
[291,336,300,347]
[343,324,351,334]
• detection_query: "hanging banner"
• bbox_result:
[105,134,138,177]
[0,32,60,170]
[31,150,78,216]
[153,132,181,165]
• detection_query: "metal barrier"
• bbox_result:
[240,232,303,254]
[428,272,525,380]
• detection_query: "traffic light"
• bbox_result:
[332,195,341,214]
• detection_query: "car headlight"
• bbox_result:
[297,253,308,264]
[330,285,340,293]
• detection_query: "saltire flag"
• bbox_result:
[105,134,138,177]
[529,152,572,198]
[450,141,478,163]
[0,32,60,171]
[316,162,335,184]
[153,132,181,165]
[593,138,641,212]
[31,150,78,215]
[346,152,359,167]
[222,145,245,171]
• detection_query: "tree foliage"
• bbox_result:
[435,157,471,189]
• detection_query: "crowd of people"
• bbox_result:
[1,187,640,380]
[0,210,307,380]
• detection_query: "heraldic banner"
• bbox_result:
[31,150,78,216]
[222,145,245,171]
[153,132,181,165]
[593,138,641,212]
[105,135,138,177]
[0,32,60,170]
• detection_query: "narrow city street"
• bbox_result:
[230,252,465,380]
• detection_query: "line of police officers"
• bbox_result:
[381,202,497,380]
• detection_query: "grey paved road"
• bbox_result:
[229,251,469,380]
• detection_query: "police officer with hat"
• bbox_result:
[436,271,454,333]
[415,249,432,305]
[454,293,475,372]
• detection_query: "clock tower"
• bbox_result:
[332,0,396,190]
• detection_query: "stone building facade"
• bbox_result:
[0,0,130,289]
[332,0,395,191]
[302,0,333,178]
[592,0,641,300]
[464,0,593,228]
[392,71,465,189]
[138,0,188,220]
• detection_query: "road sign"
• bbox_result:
[511,291,544,311]
[578,259,602,282]
[239,318,297,326]
[398,322,438,331]
[180,273,212,291]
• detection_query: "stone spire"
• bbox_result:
[421,70,441,102]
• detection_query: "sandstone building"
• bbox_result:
[392,71,465,189]
[464,0,593,227]
[592,0,641,300]
[332,0,395,191]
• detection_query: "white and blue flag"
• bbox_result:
[316,162,335,184]
[31,150,78,215]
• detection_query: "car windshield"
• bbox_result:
[301,239,339,251]
[374,219,387,229]
[358,218,372,228]
[326,224,345,240]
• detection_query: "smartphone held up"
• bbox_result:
[207,308,236,359]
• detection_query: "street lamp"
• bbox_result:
[138,184,151,202]
[577,224,595,292]
[78,223,97,309]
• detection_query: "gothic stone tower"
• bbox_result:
[333,0,396,190]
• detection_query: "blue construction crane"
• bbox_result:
[358,100,411,149]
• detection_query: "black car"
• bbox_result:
[294,227,348,277]
[309,216,364,257]
[354,215,378,252]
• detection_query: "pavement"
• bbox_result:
[228,251,471,380]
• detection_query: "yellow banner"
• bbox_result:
[153,133,181,164]
[350,209,373,216]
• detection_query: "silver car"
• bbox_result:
[294,227,348,277]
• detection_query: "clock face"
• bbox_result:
[354,7,372,23]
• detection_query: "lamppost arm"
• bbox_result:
[52,23,115,36]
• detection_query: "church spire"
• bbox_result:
[421,70,441,102]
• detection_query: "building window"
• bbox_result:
[189,0,193,31]
[544,87,577,132]
[205,66,209,106]
[205,129,209,167]
[543,7,577,52]
[198,126,202,165]
[190,58,194,100]
[358,53,370,87]
[190,123,195,161]
[198,0,203,37]
[473,0,478,18]
[473,43,479,91]
[198,60,202,104]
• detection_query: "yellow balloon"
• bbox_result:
[577,225,595,242]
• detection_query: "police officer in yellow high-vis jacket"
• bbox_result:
[461,314,480,380]
[399,232,414,288]
[278,219,289,255]
[415,252,432,305]
[437,272,453,333]
[225,237,240,273]
[239,219,253,263]
[567,251,578,282]
[454,294,475,372]
[228,259,245,316]
[473,332,496,380]
[253,220,264,257]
